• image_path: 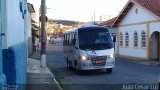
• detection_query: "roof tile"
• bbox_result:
[133,0,160,18]
[98,17,117,26]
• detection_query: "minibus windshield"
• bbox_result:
[78,27,113,50]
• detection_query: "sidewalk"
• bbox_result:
[118,57,160,67]
[26,58,62,90]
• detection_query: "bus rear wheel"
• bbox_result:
[66,59,72,70]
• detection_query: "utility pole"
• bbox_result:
[40,0,46,68]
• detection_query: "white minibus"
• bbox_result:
[63,26,115,73]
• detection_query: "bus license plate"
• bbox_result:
[95,60,104,64]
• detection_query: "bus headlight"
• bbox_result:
[80,55,88,60]
[108,54,114,59]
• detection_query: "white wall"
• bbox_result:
[1,0,7,49]
[119,24,147,58]
[150,22,160,37]
[110,27,116,35]
[120,5,156,25]
[24,1,30,40]
[6,0,26,47]
[26,13,32,38]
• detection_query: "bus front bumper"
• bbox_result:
[78,59,115,70]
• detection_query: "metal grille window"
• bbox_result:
[134,31,138,47]
[125,32,129,47]
[120,32,123,46]
[141,31,146,47]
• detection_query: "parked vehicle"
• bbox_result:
[50,37,62,44]
[63,26,116,73]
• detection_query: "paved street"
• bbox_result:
[46,43,160,90]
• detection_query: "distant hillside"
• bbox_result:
[48,19,84,26]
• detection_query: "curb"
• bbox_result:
[117,58,160,67]
[48,69,63,90]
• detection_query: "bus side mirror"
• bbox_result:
[113,36,116,42]
[73,39,76,45]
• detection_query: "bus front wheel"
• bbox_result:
[106,68,112,73]
[74,61,82,74]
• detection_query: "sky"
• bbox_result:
[27,0,129,22]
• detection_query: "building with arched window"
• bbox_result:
[112,0,160,61]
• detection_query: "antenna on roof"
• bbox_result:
[93,11,96,25]
[117,7,120,14]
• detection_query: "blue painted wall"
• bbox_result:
[0,0,6,87]
[2,41,27,85]
[0,0,27,90]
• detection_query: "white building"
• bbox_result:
[27,3,36,56]
[112,0,160,61]
[0,0,28,86]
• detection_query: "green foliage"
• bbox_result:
[32,23,39,43]
[48,19,84,27]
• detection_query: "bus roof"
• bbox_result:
[63,26,108,34]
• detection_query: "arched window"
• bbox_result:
[125,32,129,47]
[141,31,146,47]
[134,31,138,47]
[120,32,123,46]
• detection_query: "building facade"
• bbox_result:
[0,0,6,85]
[113,0,160,61]
[27,3,35,56]
[0,0,28,87]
